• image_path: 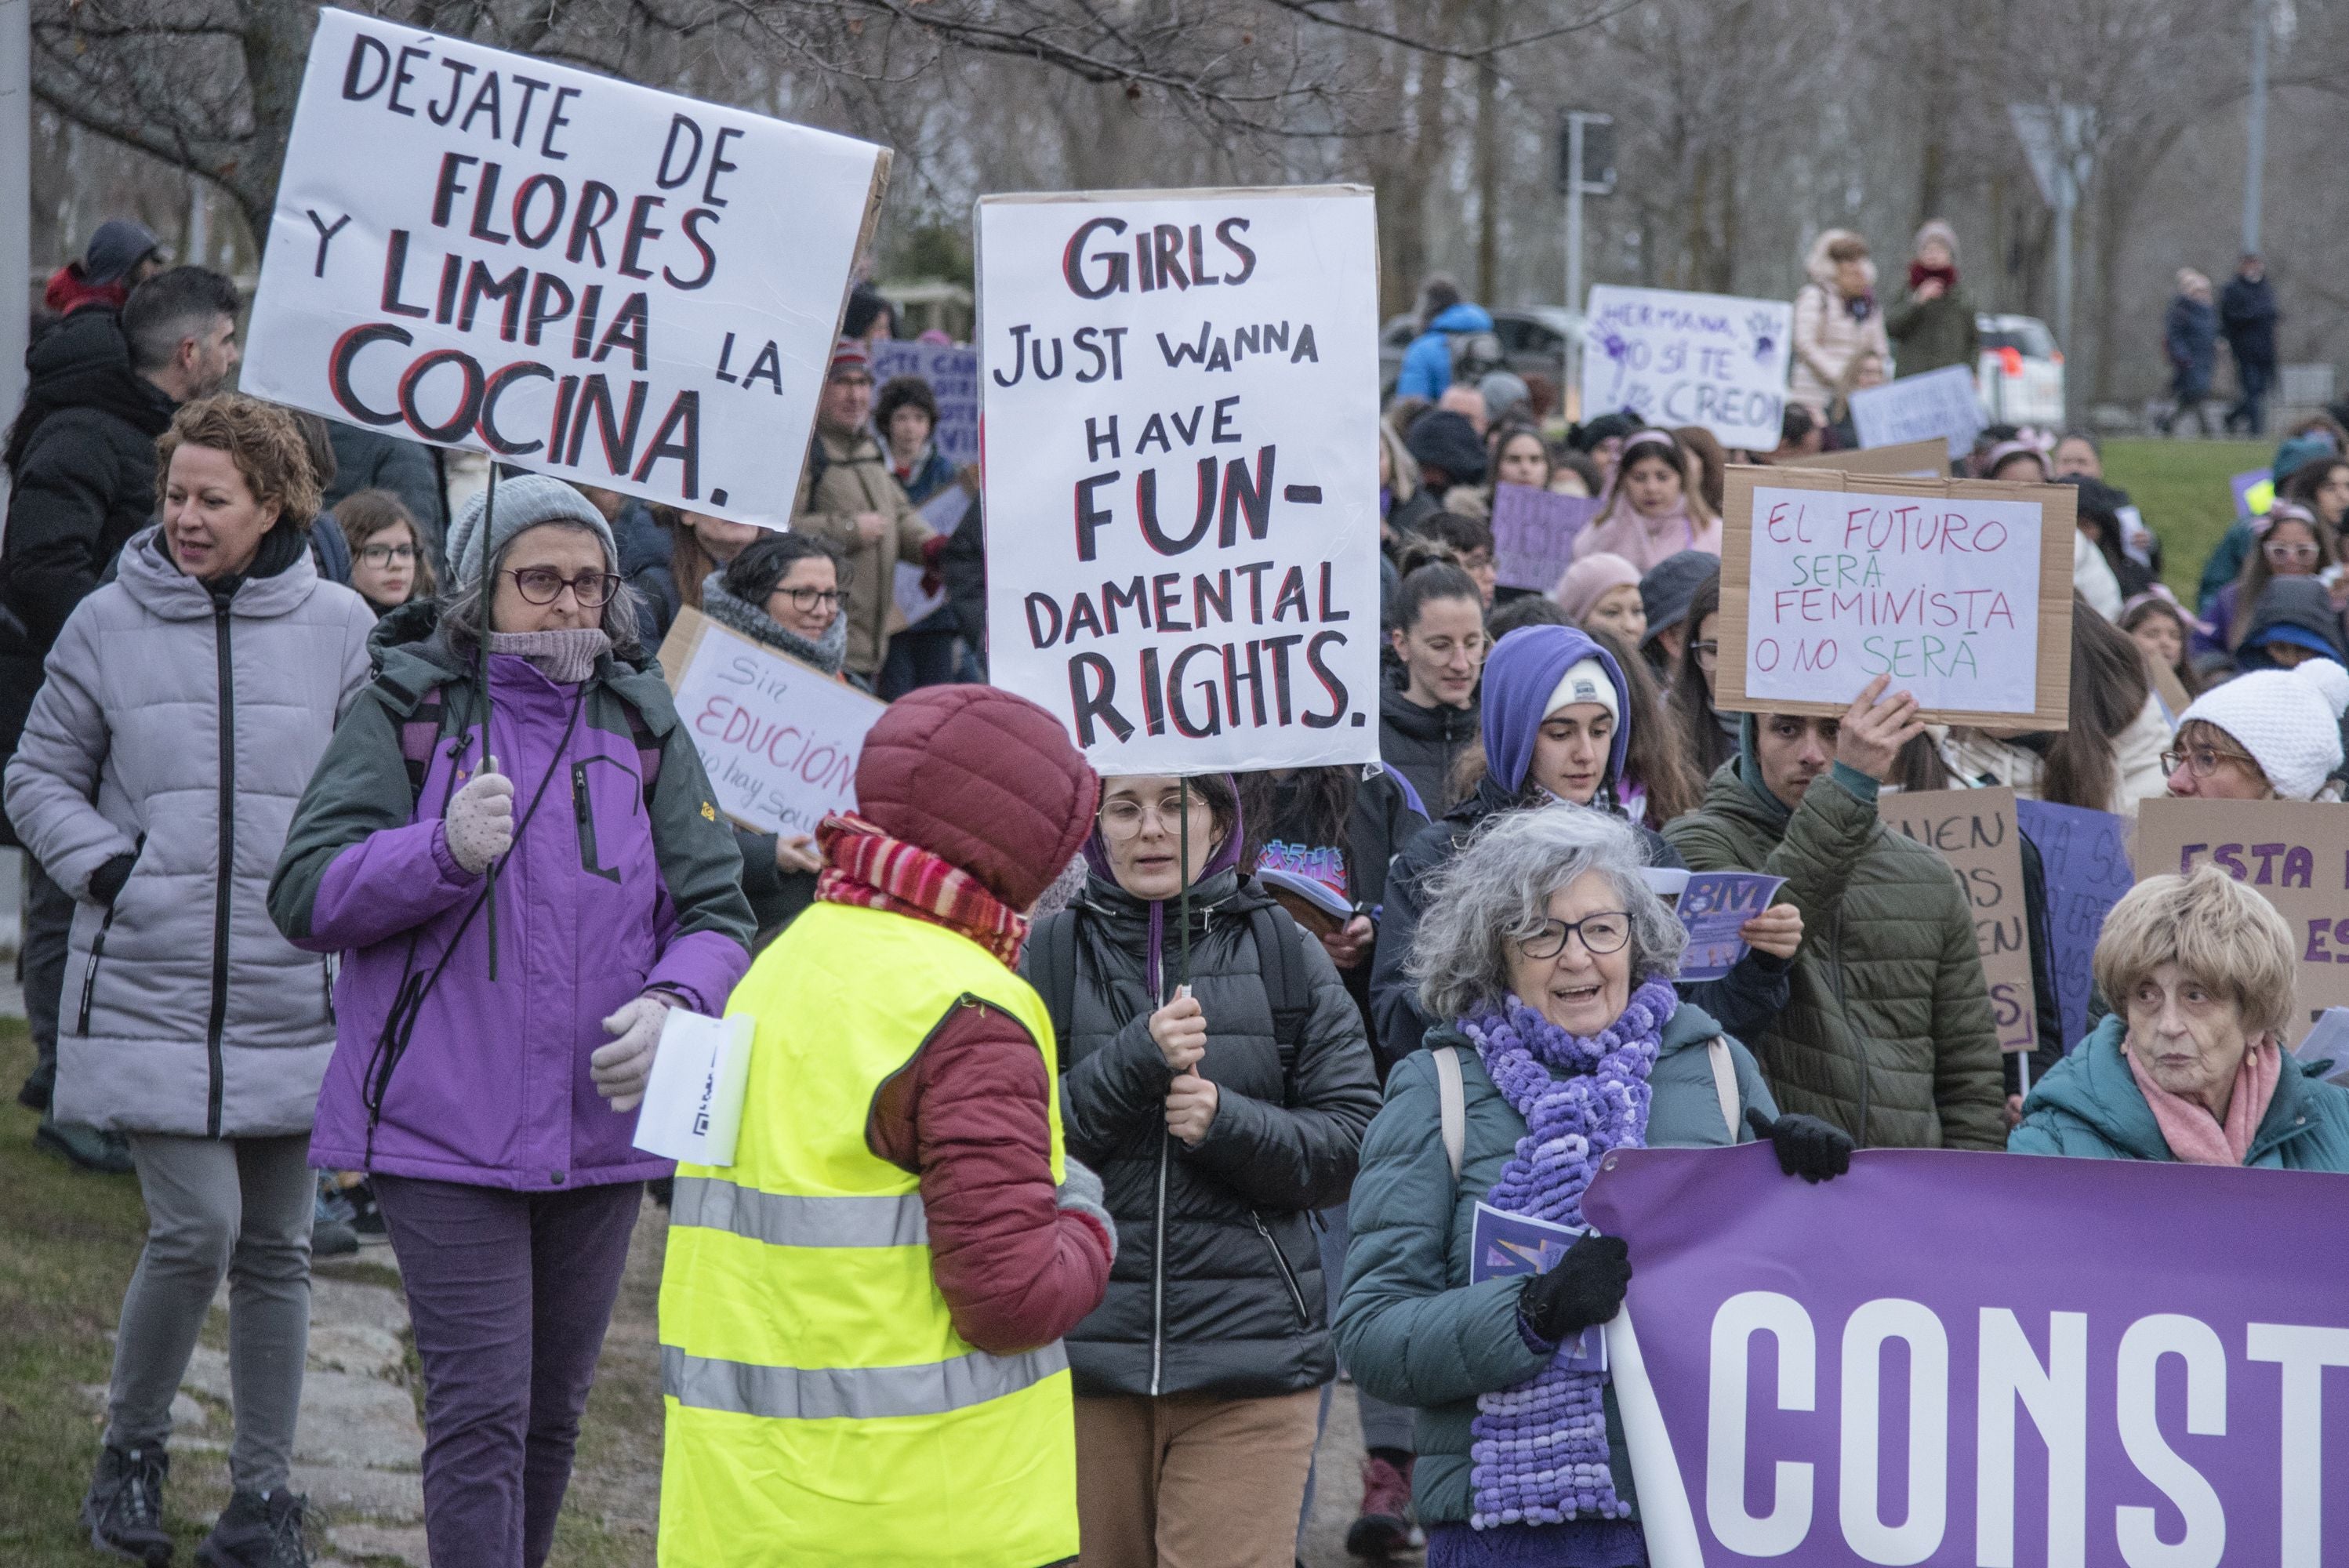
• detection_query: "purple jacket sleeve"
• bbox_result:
[295,819,479,954]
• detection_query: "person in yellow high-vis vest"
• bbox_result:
[659,686,1115,1567]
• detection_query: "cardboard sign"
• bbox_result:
[977,186,1383,773]
[1490,483,1603,593]
[243,8,888,529]
[1581,285,1792,448]
[1715,464,2075,728]
[1847,364,1985,459]
[658,605,888,837]
[2135,798,2349,1041]
[1881,787,2037,1053]
[870,340,979,468]
[2015,798,2133,1053]
[1781,437,1948,479]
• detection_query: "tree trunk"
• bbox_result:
[233,0,323,253]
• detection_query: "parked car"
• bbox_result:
[1976,313,2066,427]
[1381,307,1586,408]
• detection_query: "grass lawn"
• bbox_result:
[2099,437,2272,601]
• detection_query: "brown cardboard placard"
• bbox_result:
[1780,438,1950,479]
[2135,799,2349,1044]
[1715,463,2075,730]
[1880,787,2039,1054]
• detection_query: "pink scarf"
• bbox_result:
[2125,1038,2282,1166]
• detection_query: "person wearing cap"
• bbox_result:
[270,473,755,1568]
[790,339,943,682]
[2163,659,2349,802]
[2197,501,2339,661]
[1571,429,1723,575]
[2237,576,2349,675]
[1886,220,1979,376]
[1554,554,1644,644]
[2195,430,2345,611]
[1637,549,1719,677]
[1664,677,2007,1151]
[1477,369,1531,430]
[1372,624,1799,1066]
[1403,408,1488,503]
[1570,411,1643,491]
[5,263,244,1171]
[41,218,166,319]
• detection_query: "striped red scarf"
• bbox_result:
[815,811,1029,967]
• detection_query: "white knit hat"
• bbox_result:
[2178,661,2349,800]
[1545,656,1620,727]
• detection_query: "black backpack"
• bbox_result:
[1029,897,1314,1098]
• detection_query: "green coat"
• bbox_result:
[1334,1001,1777,1527]
[1664,761,2006,1150]
[2010,1014,2349,1169]
[1886,285,1980,376]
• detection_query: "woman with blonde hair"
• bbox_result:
[1791,229,1890,416]
[2011,867,2349,1168]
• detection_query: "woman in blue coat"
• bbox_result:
[2012,866,2349,1168]
[2157,269,2219,437]
[1336,807,1851,1566]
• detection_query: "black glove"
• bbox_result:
[1747,1105,1854,1183]
[1519,1232,1632,1345]
[88,852,137,908]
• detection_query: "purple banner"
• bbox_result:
[2016,799,2133,1054]
[1582,1143,2349,1568]
[2231,466,2271,518]
[1491,483,1603,593]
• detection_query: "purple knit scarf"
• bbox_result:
[1458,977,1673,1529]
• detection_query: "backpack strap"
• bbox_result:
[1248,904,1313,1098]
[1030,911,1080,1051]
[1706,1036,1741,1144]
[398,695,448,808]
[1433,1045,1465,1181]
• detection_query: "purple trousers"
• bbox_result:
[373,1175,643,1568]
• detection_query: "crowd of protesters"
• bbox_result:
[7,212,2349,1568]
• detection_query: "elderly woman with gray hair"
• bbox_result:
[2011,867,2349,1167]
[1336,806,1850,1566]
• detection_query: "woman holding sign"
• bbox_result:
[2010,867,2349,1169]
[270,475,753,1568]
[1338,808,1850,1565]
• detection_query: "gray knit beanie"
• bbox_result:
[444,474,619,591]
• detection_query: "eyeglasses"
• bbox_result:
[2161,745,2260,779]
[1518,911,1632,960]
[506,567,623,608]
[1691,641,1719,672]
[1098,795,1213,840]
[2264,541,2320,565]
[776,586,843,613]
[358,543,416,568]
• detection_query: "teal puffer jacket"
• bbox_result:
[2010,1014,2349,1170]
[1334,1000,1778,1527]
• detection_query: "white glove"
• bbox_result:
[593,993,674,1112]
[444,768,515,876]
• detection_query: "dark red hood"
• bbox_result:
[853,687,1101,911]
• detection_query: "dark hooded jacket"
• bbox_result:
[1368,625,1792,1068]
[0,309,176,797]
[1022,789,1382,1399]
[2235,575,2349,670]
[1381,681,1479,815]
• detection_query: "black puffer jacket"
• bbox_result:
[1380,681,1478,815]
[1025,856,1382,1399]
[0,310,175,811]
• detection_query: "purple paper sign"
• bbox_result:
[2231,466,2272,517]
[1581,1143,2349,1568]
[1490,484,1603,593]
[1674,871,1785,981]
[2016,799,2133,1053]
[1471,1202,1605,1373]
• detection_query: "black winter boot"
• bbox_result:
[195,1488,317,1568]
[82,1443,173,1565]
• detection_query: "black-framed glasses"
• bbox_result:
[1098,795,1212,840]
[506,567,622,608]
[1691,641,1719,672]
[776,586,843,613]
[2161,745,2259,779]
[358,543,416,567]
[1519,911,1632,960]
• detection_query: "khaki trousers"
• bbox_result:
[1074,1388,1323,1568]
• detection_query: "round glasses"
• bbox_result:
[1519,911,1632,960]
[1691,641,1720,673]
[1098,795,1212,840]
[2161,745,2259,779]
[506,567,623,608]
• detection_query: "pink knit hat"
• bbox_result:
[1553,552,1643,624]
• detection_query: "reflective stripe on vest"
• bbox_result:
[663,1340,1069,1422]
[670,1175,928,1249]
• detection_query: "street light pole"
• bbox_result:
[2244,0,2269,253]
[1563,112,1585,408]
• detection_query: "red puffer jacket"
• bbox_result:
[855,688,1115,1354]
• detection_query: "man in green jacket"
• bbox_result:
[1665,676,2007,1149]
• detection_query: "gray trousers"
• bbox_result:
[107,1133,315,1494]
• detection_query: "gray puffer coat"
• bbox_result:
[5,525,376,1137]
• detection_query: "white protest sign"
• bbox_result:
[1715,465,2075,728]
[871,340,980,468]
[1581,285,1792,448]
[978,187,1382,773]
[244,8,888,529]
[657,606,888,836]
[1849,364,1985,459]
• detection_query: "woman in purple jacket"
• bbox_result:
[270,476,753,1568]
